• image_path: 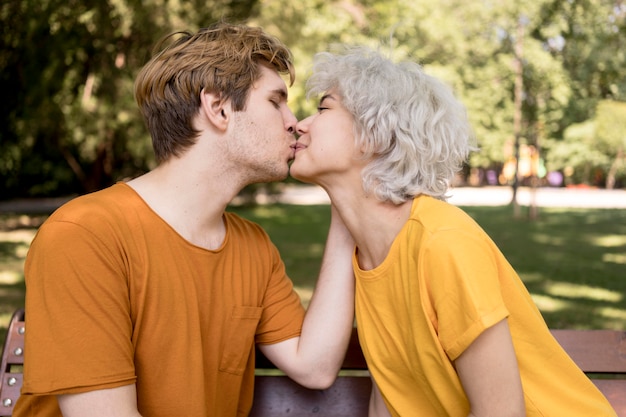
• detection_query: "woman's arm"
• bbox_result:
[258,205,355,389]
[455,319,526,417]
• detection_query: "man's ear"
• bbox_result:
[200,89,229,131]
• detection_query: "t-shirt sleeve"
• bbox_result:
[255,241,305,345]
[421,229,510,361]
[22,218,136,395]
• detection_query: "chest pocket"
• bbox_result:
[219,306,263,375]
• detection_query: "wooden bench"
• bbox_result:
[1,308,624,416]
[0,309,24,417]
[251,327,626,416]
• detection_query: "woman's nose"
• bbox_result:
[296,115,313,135]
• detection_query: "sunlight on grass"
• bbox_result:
[0,271,22,285]
[597,307,626,323]
[0,313,12,326]
[532,233,567,246]
[603,253,626,264]
[518,272,544,283]
[0,229,36,243]
[530,294,574,312]
[544,282,623,303]
[294,286,313,308]
[592,235,626,248]
[301,243,324,257]
[248,206,287,219]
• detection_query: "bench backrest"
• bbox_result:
[549,328,626,416]
[0,309,24,417]
[251,327,626,416]
[1,310,624,417]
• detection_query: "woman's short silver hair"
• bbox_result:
[306,46,476,203]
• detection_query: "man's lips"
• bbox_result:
[292,142,307,153]
[288,141,307,162]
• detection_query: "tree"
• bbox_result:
[0,0,259,198]
[544,99,626,188]
[2,0,625,198]
[535,0,626,128]
[595,100,626,188]
[544,120,609,185]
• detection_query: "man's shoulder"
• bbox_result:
[47,183,138,224]
[224,211,274,246]
[224,210,264,231]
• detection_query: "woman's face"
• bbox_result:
[290,91,365,186]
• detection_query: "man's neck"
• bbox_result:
[126,161,240,250]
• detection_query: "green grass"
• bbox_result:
[1,204,624,348]
[230,204,626,331]
[459,206,626,330]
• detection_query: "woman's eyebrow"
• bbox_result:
[319,93,336,105]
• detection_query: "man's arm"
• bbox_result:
[455,319,526,417]
[58,384,142,417]
[258,205,355,389]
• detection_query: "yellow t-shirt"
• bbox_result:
[14,183,305,417]
[354,195,616,417]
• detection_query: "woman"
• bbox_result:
[290,46,617,417]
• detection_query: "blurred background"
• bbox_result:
[1,0,625,199]
[0,0,625,336]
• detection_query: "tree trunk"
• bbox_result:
[605,146,624,190]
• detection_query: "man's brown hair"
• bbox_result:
[134,21,295,163]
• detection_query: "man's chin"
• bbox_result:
[271,169,290,183]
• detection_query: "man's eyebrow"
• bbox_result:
[271,88,288,100]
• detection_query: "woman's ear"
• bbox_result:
[200,89,229,131]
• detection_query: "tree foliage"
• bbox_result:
[595,100,626,187]
[0,0,259,198]
[1,0,625,198]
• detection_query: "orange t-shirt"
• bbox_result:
[14,183,305,417]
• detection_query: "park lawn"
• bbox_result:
[230,204,626,331]
[0,204,624,347]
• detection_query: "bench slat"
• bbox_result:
[591,379,626,416]
[254,327,626,416]
[258,328,626,373]
[551,329,626,373]
[250,376,371,417]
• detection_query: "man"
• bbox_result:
[14,22,354,417]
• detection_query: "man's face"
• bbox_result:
[226,64,298,184]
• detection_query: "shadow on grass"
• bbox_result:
[0,241,25,262]
[462,206,626,330]
[0,281,26,347]
[0,214,36,346]
[234,204,626,330]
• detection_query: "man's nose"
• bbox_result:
[285,108,298,133]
